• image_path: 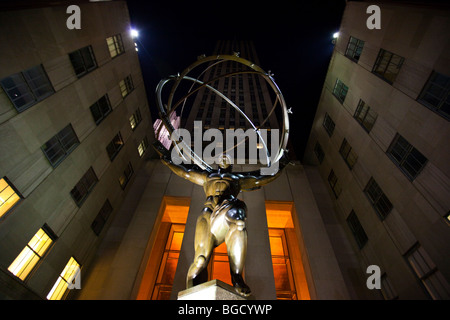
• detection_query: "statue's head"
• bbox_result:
[218,153,232,172]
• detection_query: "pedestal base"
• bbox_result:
[177,280,247,300]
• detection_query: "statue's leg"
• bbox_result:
[186,210,215,288]
[225,200,251,296]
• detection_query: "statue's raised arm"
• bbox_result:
[153,141,208,186]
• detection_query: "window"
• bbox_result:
[339,138,358,169]
[129,108,142,130]
[119,75,134,98]
[106,34,124,58]
[418,71,450,120]
[327,169,342,199]
[0,177,22,218]
[323,113,335,137]
[41,124,79,167]
[346,210,368,249]
[119,162,133,189]
[106,132,124,161]
[364,177,393,220]
[8,225,56,281]
[69,46,97,78]
[138,136,149,157]
[372,49,404,84]
[47,257,81,300]
[70,167,98,207]
[313,141,325,164]
[0,64,54,112]
[387,134,428,180]
[405,244,450,300]
[89,95,112,125]
[345,36,365,62]
[332,79,348,104]
[354,99,378,132]
[91,199,113,236]
[380,274,398,300]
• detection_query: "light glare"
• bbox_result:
[130,29,139,38]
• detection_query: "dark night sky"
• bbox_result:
[126,0,346,160]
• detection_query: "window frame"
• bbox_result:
[106,132,124,161]
[345,36,365,62]
[119,75,134,98]
[0,177,23,219]
[0,64,55,112]
[387,134,428,181]
[106,34,125,58]
[119,162,134,190]
[339,138,358,170]
[354,99,378,132]
[313,141,325,164]
[372,49,405,84]
[417,71,450,120]
[346,210,368,249]
[70,167,98,207]
[91,199,113,236]
[327,169,342,199]
[332,78,349,104]
[364,177,393,220]
[41,124,79,168]
[323,113,335,137]
[90,94,112,125]
[69,45,97,78]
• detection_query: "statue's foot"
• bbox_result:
[231,274,251,297]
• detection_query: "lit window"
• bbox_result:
[346,210,368,249]
[0,64,54,112]
[47,257,81,300]
[323,113,335,137]
[332,78,348,104]
[70,167,98,207]
[119,75,134,98]
[119,162,133,189]
[106,34,124,58]
[339,138,358,169]
[354,99,378,132]
[372,49,404,84]
[345,36,365,62]
[0,177,22,218]
[69,46,97,78]
[387,134,428,181]
[138,136,149,157]
[418,71,450,120]
[364,177,393,220]
[106,132,124,161]
[8,226,56,281]
[129,108,142,130]
[90,95,112,125]
[41,124,79,167]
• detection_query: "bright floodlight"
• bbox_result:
[333,32,339,39]
[130,29,139,38]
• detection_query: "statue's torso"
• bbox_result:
[203,173,240,209]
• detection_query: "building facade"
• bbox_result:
[303,1,450,299]
[0,1,154,299]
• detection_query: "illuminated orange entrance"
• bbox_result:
[136,197,310,300]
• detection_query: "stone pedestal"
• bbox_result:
[177,280,247,300]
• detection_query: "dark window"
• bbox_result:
[106,132,124,161]
[42,124,79,167]
[346,210,368,249]
[313,141,325,164]
[364,177,393,220]
[345,36,365,62]
[339,138,358,169]
[328,169,342,199]
[90,95,112,125]
[119,162,133,189]
[417,71,450,120]
[91,199,113,236]
[0,64,54,112]
[69,46,97,78]
[70,167,98,207]
[372,49,404,84]
[354,99,378,132]
[323,113,335,137]
[387,134,428,180]
[332,79,348,103]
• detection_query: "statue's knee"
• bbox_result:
[194,255,207,268]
